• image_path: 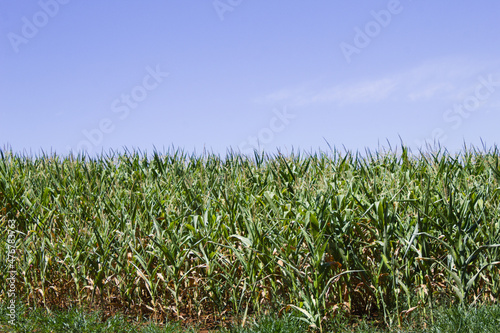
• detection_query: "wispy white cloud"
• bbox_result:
[261,77,400,107]
[311,77,399,106]
[259,57,500,108]
[407,82,455,101]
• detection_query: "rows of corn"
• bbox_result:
[1,147,499,330]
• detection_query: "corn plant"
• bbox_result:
[0,145,499,329]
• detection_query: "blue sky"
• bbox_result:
[1,0,499,156]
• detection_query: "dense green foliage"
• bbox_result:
[1,146,499,331]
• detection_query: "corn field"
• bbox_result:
[1,146,500,330]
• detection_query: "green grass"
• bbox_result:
[0,301,189,332]
[1,302,500,332]
[426,303,500,333]
[1,145,499,331]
